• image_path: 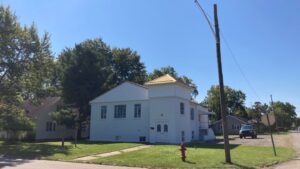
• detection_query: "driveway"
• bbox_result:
[0,158,144,169]
[269,132,300,169]
[216,134,292,147]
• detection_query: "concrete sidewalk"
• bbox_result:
[74,145,152,161]
[0,158,144,169]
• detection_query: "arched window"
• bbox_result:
[164,124,168,132]
[157,124,161,132]
[190,108,194,120]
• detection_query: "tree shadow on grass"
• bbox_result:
[186,143,240,150]
[0,141,71,159]
[0,142,74,168]
[183,160,196,164]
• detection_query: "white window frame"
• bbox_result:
[157,124,161,132]
[134,104,141,118]
[46,121,55,132]
[163,124,168,132]
[101,105,107,119]
[190,108,194,120]
[180,102,185,114]
[114,105,126,118]
[192,130,195,140]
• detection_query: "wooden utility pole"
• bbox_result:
[269,95,277,156]
[213,4,231,163]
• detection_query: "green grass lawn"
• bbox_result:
[90,144,294,169]
[0,141,142,160]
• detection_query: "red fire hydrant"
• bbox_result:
[179,143,186,161]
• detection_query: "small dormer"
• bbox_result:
[144,74,193,100]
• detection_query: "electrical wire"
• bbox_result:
[220,32,262,102]
[194,0,262,102]
[194,0,215,38]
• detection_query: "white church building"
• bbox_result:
[89,74,215,144]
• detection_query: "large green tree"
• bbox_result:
[272,101,297,128]
[58,39,147,137]
[202,85,247,120]
[111,48,147,85]
[247,102,268,121]
[247,102,269,132]
[58,39,112,135]
[148,66,198,97]
[0,6,55,137]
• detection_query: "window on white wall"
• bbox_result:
[190,108,194,120]
[164,124,168,132]
[46,121,55,132]
[101,106,107,119]
[180,102,185,114]
[46,122,49,131]
[52,122,56,131]
[139,136,146,142]
[134,104,141,118]
[114,105,126,118]
[157,124,161,132]
[192,131,195,140]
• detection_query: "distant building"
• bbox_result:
[23,97,74,140]
[211,115,247,135]
[0,97,88,140]
[89,74,216,144]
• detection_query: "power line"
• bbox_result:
[194,0,262,102]
[194,0,215,38]
[220,32,262,101]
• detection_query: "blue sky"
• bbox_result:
[1,0,299,116]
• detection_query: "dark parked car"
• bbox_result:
[239,125,257,139]
[275,127,288,132]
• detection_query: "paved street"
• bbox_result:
[0,158,144,169]
[270,132,300,169]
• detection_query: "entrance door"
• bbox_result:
[155,120,169,143]
[199,128,208,141]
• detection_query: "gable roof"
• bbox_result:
[24,97,61,119]
[145,74,177,85]
[145,74,192,89]
[89,81,148,103]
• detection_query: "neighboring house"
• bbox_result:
[0,97,68,140]
[23,97,75,140]
[211,115,247,135]
[89,74,215,144]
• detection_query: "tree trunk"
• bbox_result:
[74,126,78,148]
[257,120,260,133]
[6,130,9,141]
[62,135,65,148]
[61,126,65,148]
